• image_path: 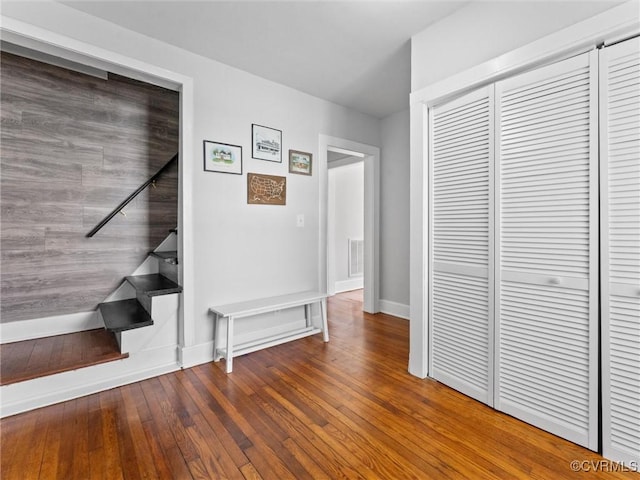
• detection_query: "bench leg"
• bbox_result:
[320,298,329,342]
[226,315,234,373]
[304,304,311,328]
[213,313,221,361]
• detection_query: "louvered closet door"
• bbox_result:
[429,86,494,405]
[601,37,640,464]
[495,51,598,449]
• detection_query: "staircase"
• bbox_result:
[99,271,182,354]
[0,236,182,387]
[100,233,182,349]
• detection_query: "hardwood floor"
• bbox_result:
[0,329,127,386]
[1,291,636,479]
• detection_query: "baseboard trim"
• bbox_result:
[379,299,410,320]
[335,278,364,293]
[0,311,101,344]
[180,341,215,368]
[1,345,179,417]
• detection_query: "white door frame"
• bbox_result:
[319,135,380,313]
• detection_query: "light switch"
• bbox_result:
[296,214,305,227]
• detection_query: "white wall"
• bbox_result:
[329,162,364,292]
[411,1,625,92]
[380,110,410,315]
[2,2,380,364]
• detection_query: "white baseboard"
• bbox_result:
[0,311,101,344]
[379,299,410,320]
[180,341,216,368]
[335,278,364,293]
[1,345,180,417]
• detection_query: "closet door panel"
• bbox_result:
[495,51,598,449]
[601,36,640,464]
[429,87,494,405]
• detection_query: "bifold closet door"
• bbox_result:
[429,86,494,405]
[601,36,640,464]
[495,51,599,449]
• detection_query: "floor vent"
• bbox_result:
[349,239,364,277]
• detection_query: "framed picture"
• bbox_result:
[289,150,312,176]
[203,140,242,175]
[252,124,282,162]
[247,173,286,205]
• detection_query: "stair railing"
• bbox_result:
[86,153,178,237]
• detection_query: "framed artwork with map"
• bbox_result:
[203,140,242,175]
[247,173,286,205]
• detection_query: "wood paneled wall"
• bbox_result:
[1,52,179,323]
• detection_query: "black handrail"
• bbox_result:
[86,153,178,237]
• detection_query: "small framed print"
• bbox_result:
[203,140,242,175]
[252,124,282,162]
[289,150,312,176]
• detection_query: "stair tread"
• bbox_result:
[149,250,178,264]
[125,274,182,296]
[99,299,153,333]
[0,329,128,386]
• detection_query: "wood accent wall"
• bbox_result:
[1,52,179,323]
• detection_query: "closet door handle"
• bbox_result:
[549,277,561,285]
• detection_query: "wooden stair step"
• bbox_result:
[125,274,182,296]
[0,329,128,386]
[149,250,178,265]
[99,298,153,333]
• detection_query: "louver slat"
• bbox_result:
[429,87,494,405]
[496,52,598,450]
[601,37,640,465]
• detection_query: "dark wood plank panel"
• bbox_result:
[19,111,172,152]
[1,151,86,184]
[102,144,179,170]
[0,51,178,322]
[43,226,164,252]
[0,182,85,207]
[82,203,178,229]
[0,227,46,251]
[3,293,633,479]
[82,180,178,209]
[1,136,105,168]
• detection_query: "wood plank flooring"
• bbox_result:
[1,291,637,479]
[0,329,127,386]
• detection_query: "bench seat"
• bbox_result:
[209,291,329,373]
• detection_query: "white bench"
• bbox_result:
[209,291,329,373]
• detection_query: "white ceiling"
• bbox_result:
[62,1,468,118]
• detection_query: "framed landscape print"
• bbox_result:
[252,124,282,162]
[289,150,312,175]
[203,140,242,175]
[247,173,286,205]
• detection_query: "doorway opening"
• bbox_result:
[328,152,365,298]
[319,135,379,314]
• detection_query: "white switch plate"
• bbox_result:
[296,214,305,227]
